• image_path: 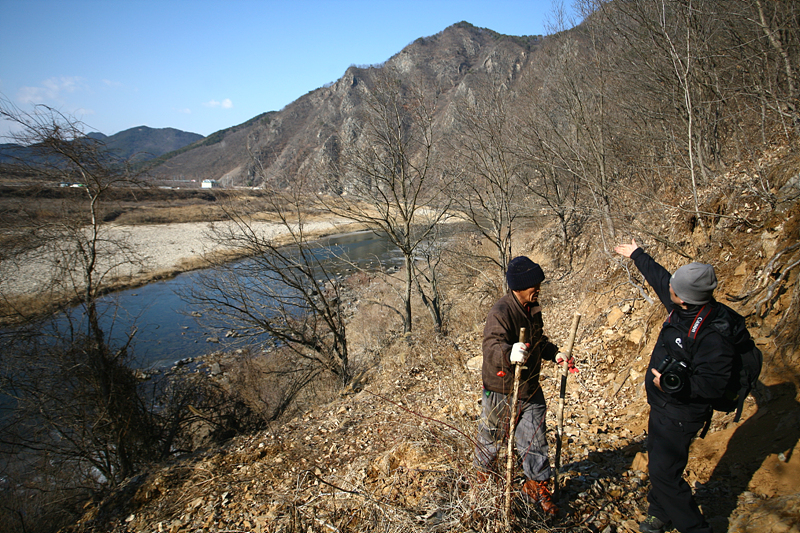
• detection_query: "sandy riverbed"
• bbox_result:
[0,218,354,297]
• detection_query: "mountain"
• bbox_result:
[0,126,203,168]
[87,126,204,162]
[147,22,542,186]
[7,8,800,532]
[0,143,31,165]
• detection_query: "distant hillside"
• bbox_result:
[87,126,204,162]
[0,143,30,165]
[0,127,203,170]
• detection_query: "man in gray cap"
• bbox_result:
[615,239,744,533]
[474,256,575,516]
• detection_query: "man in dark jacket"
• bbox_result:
[474,256,573,516]
[615,239,738,533]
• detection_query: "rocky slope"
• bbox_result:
[61,317,800,533]
[63,182,800,533]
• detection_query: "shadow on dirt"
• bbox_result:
[698,381,800,523]
[550,381,800,530]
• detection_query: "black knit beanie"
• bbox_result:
[506,256,545,291]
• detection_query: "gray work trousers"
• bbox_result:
[474,388,551,481]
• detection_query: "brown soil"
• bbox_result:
[62,250,800,533]
[7,170,800,533]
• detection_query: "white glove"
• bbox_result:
[510,342,528,364]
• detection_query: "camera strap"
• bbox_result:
[687,305,712,339]
[666,304,711,339]
[665,304,712,355]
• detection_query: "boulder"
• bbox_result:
[466,355,482,372]
[607,307,625,326]
[631,451,648,473]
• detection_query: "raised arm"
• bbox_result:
[614,239,674,310]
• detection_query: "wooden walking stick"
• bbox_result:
[504,327,527,525]
[554,312,581,500]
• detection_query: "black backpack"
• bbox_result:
[665,303,762,422]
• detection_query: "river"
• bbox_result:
[80,230,401,369]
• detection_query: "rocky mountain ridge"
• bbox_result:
[146,22,540,186]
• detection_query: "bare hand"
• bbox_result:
[651,368,664,392]
[614,238,640,258]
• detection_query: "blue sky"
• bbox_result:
[1,0,574,139]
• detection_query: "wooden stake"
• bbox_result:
[504,327,526,525]
[554,312,581,500]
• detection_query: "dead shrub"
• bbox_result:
[217,347,342,425]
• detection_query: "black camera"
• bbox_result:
[656,355,691,393]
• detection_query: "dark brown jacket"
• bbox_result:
[481,292,559,401]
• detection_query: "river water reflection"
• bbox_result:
[98,231,401,369]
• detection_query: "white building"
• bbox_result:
[201,179,218,189]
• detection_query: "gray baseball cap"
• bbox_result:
[670,262,717,304]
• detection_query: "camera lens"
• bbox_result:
[662,372,683,392]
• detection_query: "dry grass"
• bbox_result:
[110,204,231,225]
[0,187,280,227]
[211,347,343,425]
[204,312,559,533]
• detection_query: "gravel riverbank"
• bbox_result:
[0,218,353,297]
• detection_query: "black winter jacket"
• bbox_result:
[482,292,559,401]
[631,248,739,423]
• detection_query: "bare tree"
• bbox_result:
[607,0,751,226]
[320,69,451,333]
[523,10,624,249]
[182,175,353,391]
[411,222,449,332]
[751,0,800,135]
[449,75,527,289]
[0,101,161,495]
[516,118,583,265]
[717,0,800,141]
[654,0,707,225]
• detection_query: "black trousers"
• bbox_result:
[647,410,713,533]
